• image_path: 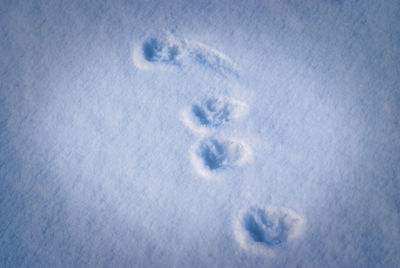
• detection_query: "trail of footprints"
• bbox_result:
[186,96,251,177]
[134,32,306,255]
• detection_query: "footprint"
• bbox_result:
[192,97,247,127]
[191,137,251,178]
[132,33,186,70]
[133,32,238,76]
[182,96,248,134]
[142,37,181,63]
[234,207,305,255]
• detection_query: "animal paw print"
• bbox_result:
[182,96,248,134]
[190,137,251,178]
[142,36,183,64]
[234,207,305,255]
[133,32,238,77]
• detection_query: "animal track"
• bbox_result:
[192,97,247,127]
[142,37,181,63]
[133,33,186,70]
[191,137,250,177]
[182,97,248,133]
[133,32,238,76]
[235,207,305,255]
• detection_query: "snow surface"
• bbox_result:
[1,0,400,267]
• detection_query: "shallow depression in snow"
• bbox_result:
[191,137,251,178]
[191,97,247,127]
[234,207,305,255]
[188,41,239,77]
[133,32,238,77]
[142,37,181,63]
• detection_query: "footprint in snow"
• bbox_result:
[133,32,238,77]
[182,96,248,134]
[234,206,305,255]
[190,137,251,178]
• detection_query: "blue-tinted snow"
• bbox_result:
[1,0,399,267]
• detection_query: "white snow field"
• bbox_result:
[1,0,399,267]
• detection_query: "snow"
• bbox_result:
[1,0,399,267]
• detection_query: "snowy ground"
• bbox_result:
[1,0,400,267]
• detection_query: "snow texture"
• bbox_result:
[1,0,400,267]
